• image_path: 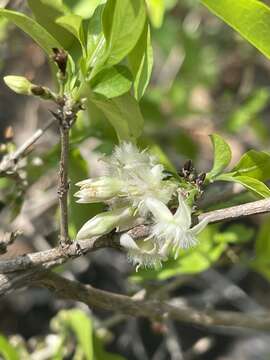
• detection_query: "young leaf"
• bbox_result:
[27,0,74,48]
[0,9,60,55]
[101,0,146,67]
[56,14,86,53]
[90,65,133,98]
[202,0,270,60]
[219,174,270,198]
[207,134,232,179]
[228,150,270,182]
[91,93,144,141]
[128,22,153,100]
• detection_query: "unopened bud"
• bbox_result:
[4,76,32,95]
[31,85,55,100]
[76,207,134,240]
[75,177,124,203]
[52,48,68,76]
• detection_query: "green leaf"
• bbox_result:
[128,23,153,100]
[56,309,93,360]
[90,65,133,98]
[91,93,144,141]
[86,5,106,69]
[27,0,74,48]
[219,174,270,198]
[0,335,19,360]
[101,0,146,67]
[69,147,103,238]
[56,14,86,52]
[146,0,165,28]
[0,9,60,55]
[207,134,232,179]
[228,150,270,182]
[66,0,106,19]
[201,0,270,60]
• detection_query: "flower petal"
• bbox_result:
[173,192,191,229]
[188,217,209,236]
[145,197,173,222]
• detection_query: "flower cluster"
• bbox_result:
[75,142,208,270]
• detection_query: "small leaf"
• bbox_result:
[101,0,146,67]
[90,65,133,98]
[56,14,86,52]
[229,150,270,182]
[128,22,153,100]
[91,93,144,141]
[27,0,73,48]
[202,0,270,60]
[0,9,60,55]
[207,134,232,179]
[219,174,270,198]
[146,0,165,28]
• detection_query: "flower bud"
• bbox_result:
[4,76,33,95]
[76,207,134,240]
[75,176,124,203]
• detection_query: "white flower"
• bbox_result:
[75,142,177,214]
[120,233,166,271]
[76,207,136,240]
[145,192,209,258]
[74,177,124,203]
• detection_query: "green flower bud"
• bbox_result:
[4,75,33,95]
[76,207,134,240]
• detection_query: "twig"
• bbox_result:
[198,197,270,223]
[0,198,270,275]
[58,125,70,243]
[36,271,270,332]
[0,117,55,175]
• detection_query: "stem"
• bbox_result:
[58,125,70,243]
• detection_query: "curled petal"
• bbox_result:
[145,197,174,222]
[173,192,191,229]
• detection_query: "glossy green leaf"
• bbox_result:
[219,174,270,198]
[56,14,86,52]
[102,0,146,67]
[128,23,153,100]
[90,65,133,98]
[201,0,270,59]
[91,93,144,141]
[0,335,19,360]
[0,9,60,55]
[228,150,270,182]
[207,134,232,179]
[27,0,74,48]
[146,0,165,28]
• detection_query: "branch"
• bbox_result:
[0,117,55,175]
[0,198,270,275]
[36,271,270,332]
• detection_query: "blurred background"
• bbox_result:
[1,0,270,359]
